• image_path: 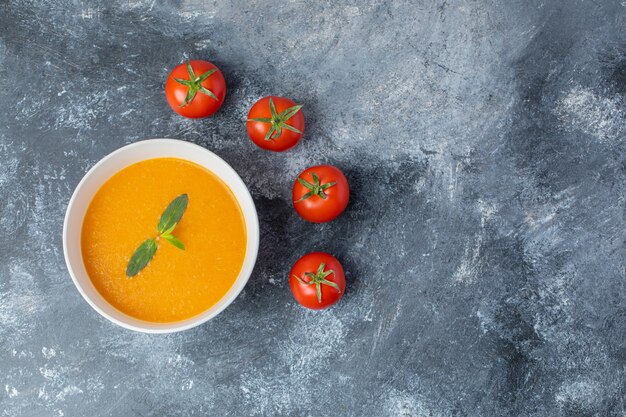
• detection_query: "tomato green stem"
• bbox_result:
[248,97,303,141]
[293,262,340,304]
[174,61,218,107]
[294,172,336,203]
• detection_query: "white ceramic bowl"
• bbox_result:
[63,139,259,333]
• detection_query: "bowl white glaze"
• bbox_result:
[63,139,259,333]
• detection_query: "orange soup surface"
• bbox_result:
[81,157,247,322]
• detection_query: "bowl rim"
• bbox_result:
[62,138,259,333]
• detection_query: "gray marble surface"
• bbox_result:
[1,0,625,416]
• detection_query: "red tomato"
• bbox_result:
[289,252,346,310]
[165,60,226,118]
[246,96,304,151]
[292,165,349,223]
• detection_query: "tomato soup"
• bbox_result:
[81,158,247,322]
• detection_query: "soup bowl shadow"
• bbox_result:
[63,139,259,333]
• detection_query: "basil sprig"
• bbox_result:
[126,194,188,277]
[125,238,158,278]
[157,193,189,233]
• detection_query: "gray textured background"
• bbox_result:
[1,0,625,416]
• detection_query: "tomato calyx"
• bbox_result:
[174,61,219,107]
[294,172,336,202]
[248,97,303,141]
[292,262,341,304]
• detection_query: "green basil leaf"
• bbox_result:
[157,194,188,234]
[160,223,177,236]
[126,238,158,277]
[162,234,185,250]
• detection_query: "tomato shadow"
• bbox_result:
[327,155,429,299]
